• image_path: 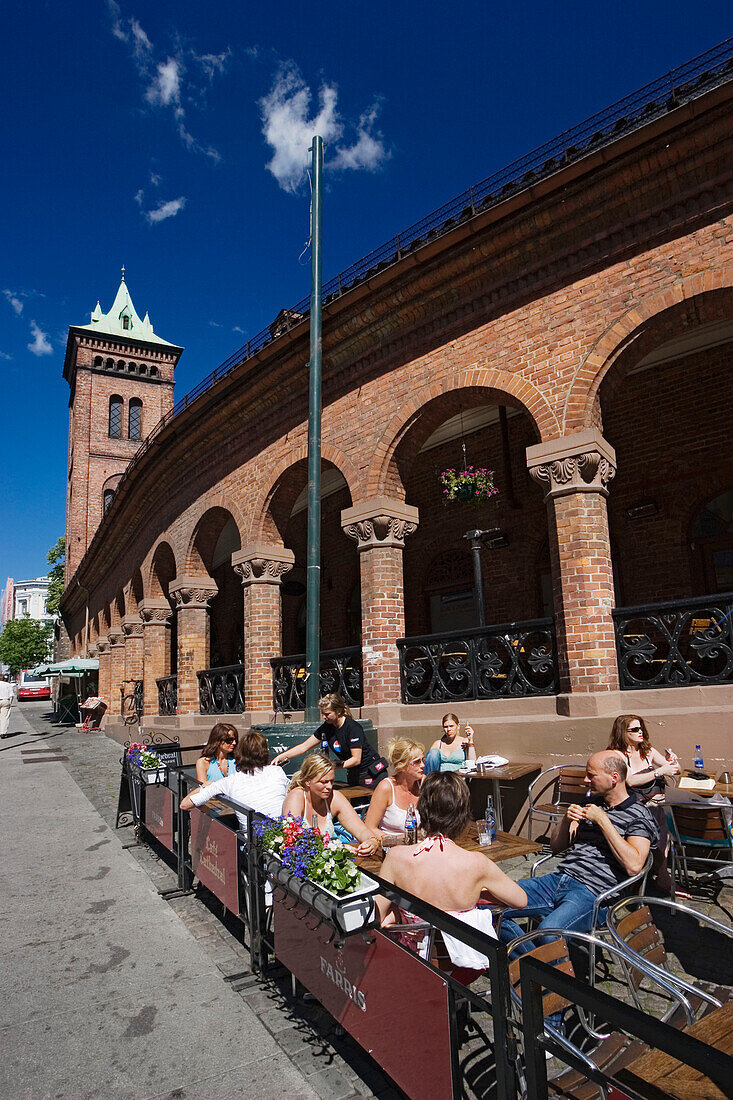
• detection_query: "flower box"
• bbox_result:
[265,852,378,935]
[140,766,167,786]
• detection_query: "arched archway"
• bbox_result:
[185,508,242,668]
[149,542,177,676]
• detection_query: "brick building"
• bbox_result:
[60,47,733,765]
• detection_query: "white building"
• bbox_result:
[13,577,54,625]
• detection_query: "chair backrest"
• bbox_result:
[507,936,575,1018]
[671,804,731,844]
[612,905,667,992]
[557,766,587,804]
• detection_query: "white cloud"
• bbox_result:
[28,321,52,356]
[209,320,222,328]
[150,171,162,186]
[144,196,187,224]
[146,57,182,108]
[107,3,225,161]
[134,188,144,206]
[3,289,24,315]
[259,63,388,193]
[0,350,12,360]
[232,325,245,334]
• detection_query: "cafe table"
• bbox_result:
[617,999,733,1100]
[358,820,541,875]
[461,761,541,830]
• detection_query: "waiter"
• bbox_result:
[273,692,389,789]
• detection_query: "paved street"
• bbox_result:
[0,704,385,1100]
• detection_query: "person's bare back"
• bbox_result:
[381,838,522,912]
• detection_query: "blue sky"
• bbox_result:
[1,1,731,587]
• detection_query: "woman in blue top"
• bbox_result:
[195,722,239,785]
[425,713,476,773]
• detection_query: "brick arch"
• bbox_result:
[246,442,361,543]
[366,369,553,500]
[145,540,179,601]
[562,269,733,433]
[178,494,247,575]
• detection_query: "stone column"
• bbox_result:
[139,599,172,717]
[232,544,295,712]
[341,497,419,707]
[96,639,111,716]
[169,576,218,716]
[527,429,618,704]
[106,630,126,715]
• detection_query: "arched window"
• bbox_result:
[105,358,114,369]
[103,488,115,513]
[127,362,136,372]
[109,395,122,438]
[150,365,158,376]
[128,398,142,440]
[122,315,130,330]
[94,355,103,367]
[116,360,125,371]
[139,364,147,375]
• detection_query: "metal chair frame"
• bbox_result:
[667,802,733,890]
[529,848,654,935]
[527,765,587,840]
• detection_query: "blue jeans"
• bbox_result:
[499,872,598,956]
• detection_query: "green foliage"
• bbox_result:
[46,536,65,615]
[0,616,53,676]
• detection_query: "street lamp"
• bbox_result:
[462,528,508,628]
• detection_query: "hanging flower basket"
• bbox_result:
[440,466,498,504]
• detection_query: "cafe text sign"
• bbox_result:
[275,898,454,1099]
[189,809,240,915]
[144,785,174,851]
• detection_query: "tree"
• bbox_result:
[46,536,65,615]
[0,616,53,676]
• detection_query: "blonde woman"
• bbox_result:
[365,738,425,847]
[281,753,381,856]
[273,692,389,789]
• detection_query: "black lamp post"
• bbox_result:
[463,528,508,629]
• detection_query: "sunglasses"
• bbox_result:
[223,736,237,744]
[627,726,642,733]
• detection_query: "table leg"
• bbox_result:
[492,776,504,831]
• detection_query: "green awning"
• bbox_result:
[33,658,99,677]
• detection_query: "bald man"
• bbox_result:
[500,750,658,949]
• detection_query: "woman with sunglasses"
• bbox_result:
[195,722,239,785]
[364,738,425,847]
[608,714,680,892]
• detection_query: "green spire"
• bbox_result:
[78,269,175,346]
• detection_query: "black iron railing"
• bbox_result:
[79,40,733,582]
[198,664,245,714]
[133,679,144,718]
[271,647,363,711]
[398,619,557,704]
[613,591,733,689]
[156,675,178,715]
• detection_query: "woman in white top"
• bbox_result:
[181,730,289,829]
[281,753,380,856]
[377,773,527,982]
[365,738,425,847]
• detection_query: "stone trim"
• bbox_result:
[121,615,144,637]
[96,639,110,654]
[169,576,218,609]
[526,429,616,499]
[107,630,125,648]
[341,497,419,551]
[232,544,295,587]
[139,598,172,624]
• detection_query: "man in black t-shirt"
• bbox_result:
[499,751,658,949]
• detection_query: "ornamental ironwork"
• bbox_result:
[271,647,363,711]
[397,620,557,704]
[198,664,245,714]
[613,592,733,689]
[156,675,178,716]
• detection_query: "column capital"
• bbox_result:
[96,639,110,655]
[341,497,419,551]
[169,576,218,609]
[121,614,144,637]
[526,429,616,500]
[232,543,295,587]
[107,630,125,648]
[87,644,99,658]
[139,598,172,624]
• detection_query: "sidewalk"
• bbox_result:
[0,705,324,1100]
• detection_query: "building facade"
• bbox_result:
[12,577,54,626]
[59,52,733,763]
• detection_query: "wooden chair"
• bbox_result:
[506,929,695,1100]
[606,896,732,1020]
[668,803,733,889]
[527,766,587,840]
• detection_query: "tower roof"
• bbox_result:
[77,269,176,347]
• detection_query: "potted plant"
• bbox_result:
[254,815,378,935]
[440,465,498,504]
[126,742,167,785]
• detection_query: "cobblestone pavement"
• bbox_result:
[8,705,731,1099]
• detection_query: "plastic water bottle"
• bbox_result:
[694,745,705,772]
[484,796,497,843]
[404,803,418,845]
